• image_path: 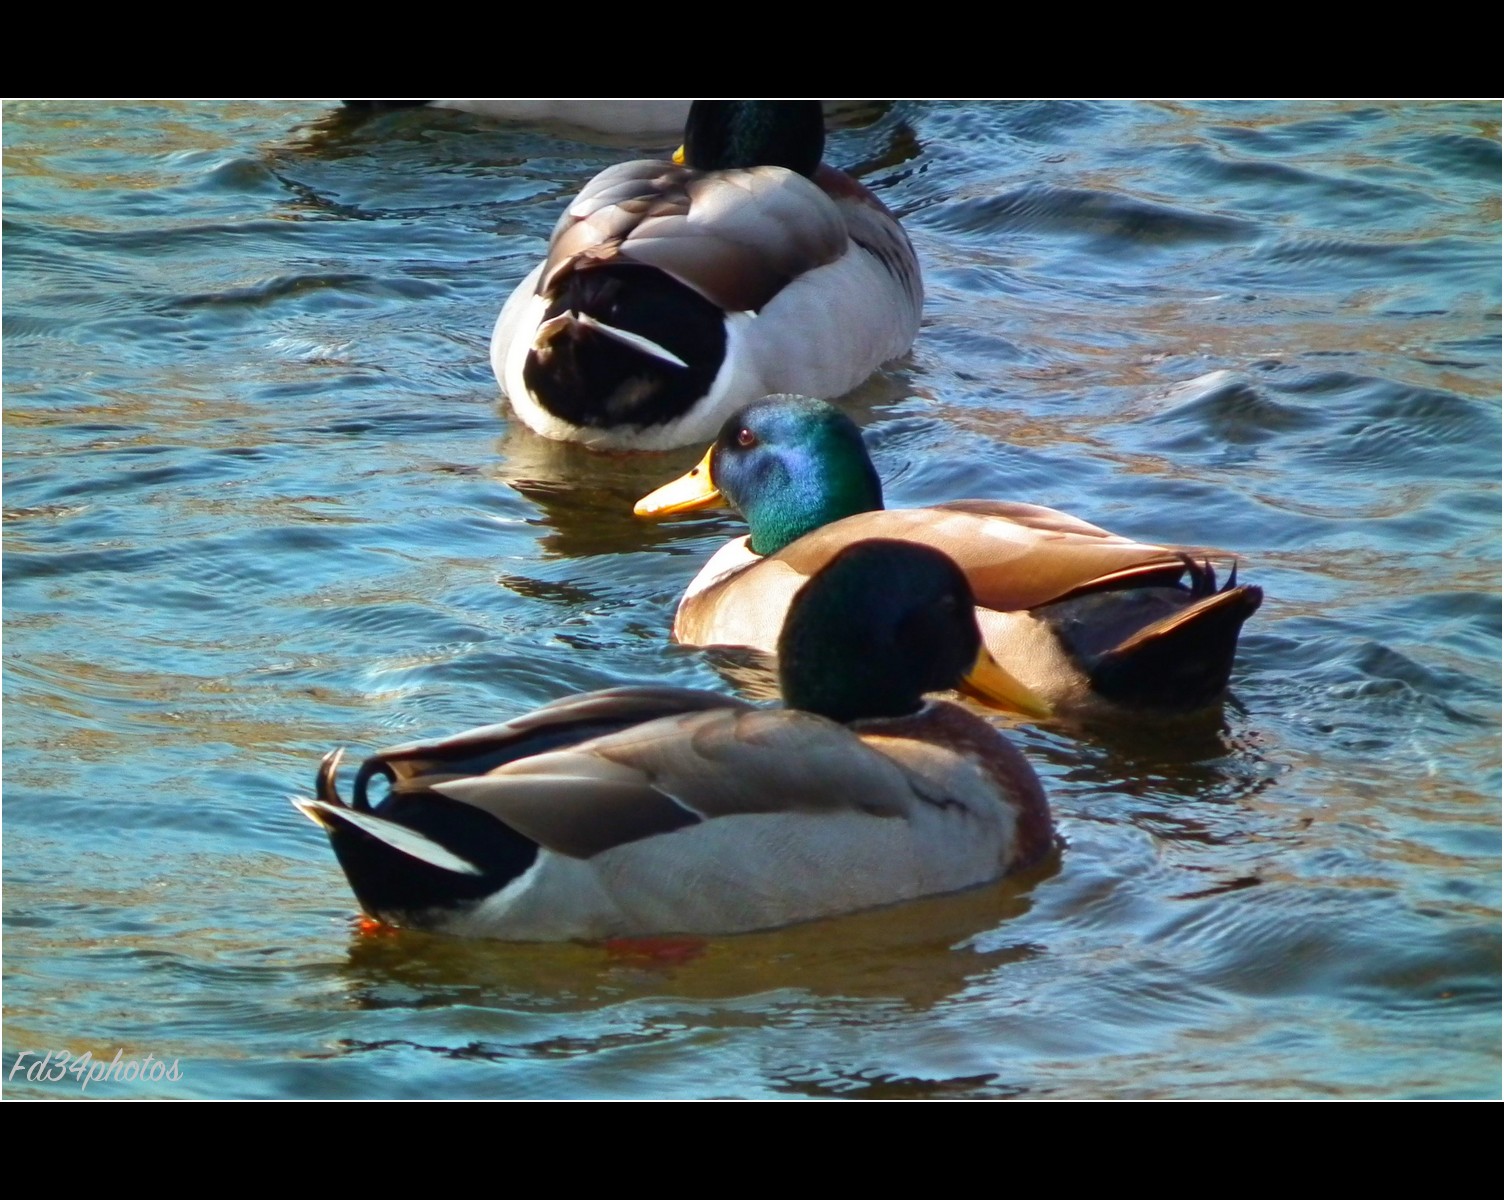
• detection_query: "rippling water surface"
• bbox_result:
[3,99,1498,1099]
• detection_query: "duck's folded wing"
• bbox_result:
[357,686,750,797]
[433,707,915,860]
[776,505,1227,613]
[541,162,848,314]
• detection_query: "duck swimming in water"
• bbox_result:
[294,540,1053,939]
[635,395,1263,722]
[490,100,923,450]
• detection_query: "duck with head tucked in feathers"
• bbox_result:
[490,100,923,450]
[635,395,1264,723]
[294,541,1053,940]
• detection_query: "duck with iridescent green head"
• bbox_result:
[636,395,1263,722]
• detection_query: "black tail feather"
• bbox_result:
[1090,585,1263,711]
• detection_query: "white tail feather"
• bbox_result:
[573,313,689,368]
[291,798,483,876]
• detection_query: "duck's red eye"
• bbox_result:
[736,428,756,448]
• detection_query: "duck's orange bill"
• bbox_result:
[633,445,723,517]
[959,646,1053,720]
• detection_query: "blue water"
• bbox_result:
[3,99,1498,1099]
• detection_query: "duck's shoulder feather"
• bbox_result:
[675,503,1218,651]
[538,159,849,314]
[368,685,749,793]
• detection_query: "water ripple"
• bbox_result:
[920,182,1253,248]
[4,98,1496,1101]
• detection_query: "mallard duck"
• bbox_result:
[490,100,923,450]
[635,395,1264,721]
[293,541,1053,940]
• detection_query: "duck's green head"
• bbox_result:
[634,395,883,556]
[777,540,1044,723]
[678,101,824,178]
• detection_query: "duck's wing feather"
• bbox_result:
[537,161,848,314]
[770,504,1226,613]
[358,686,751,797]
[433,707,919,860]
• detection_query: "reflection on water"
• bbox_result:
[3,100,1498,1099]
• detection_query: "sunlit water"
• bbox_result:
[3,99,1498,1099]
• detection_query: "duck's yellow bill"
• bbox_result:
[633,446,723,517]
[672,144,687,165]
[959,646,1053,719]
